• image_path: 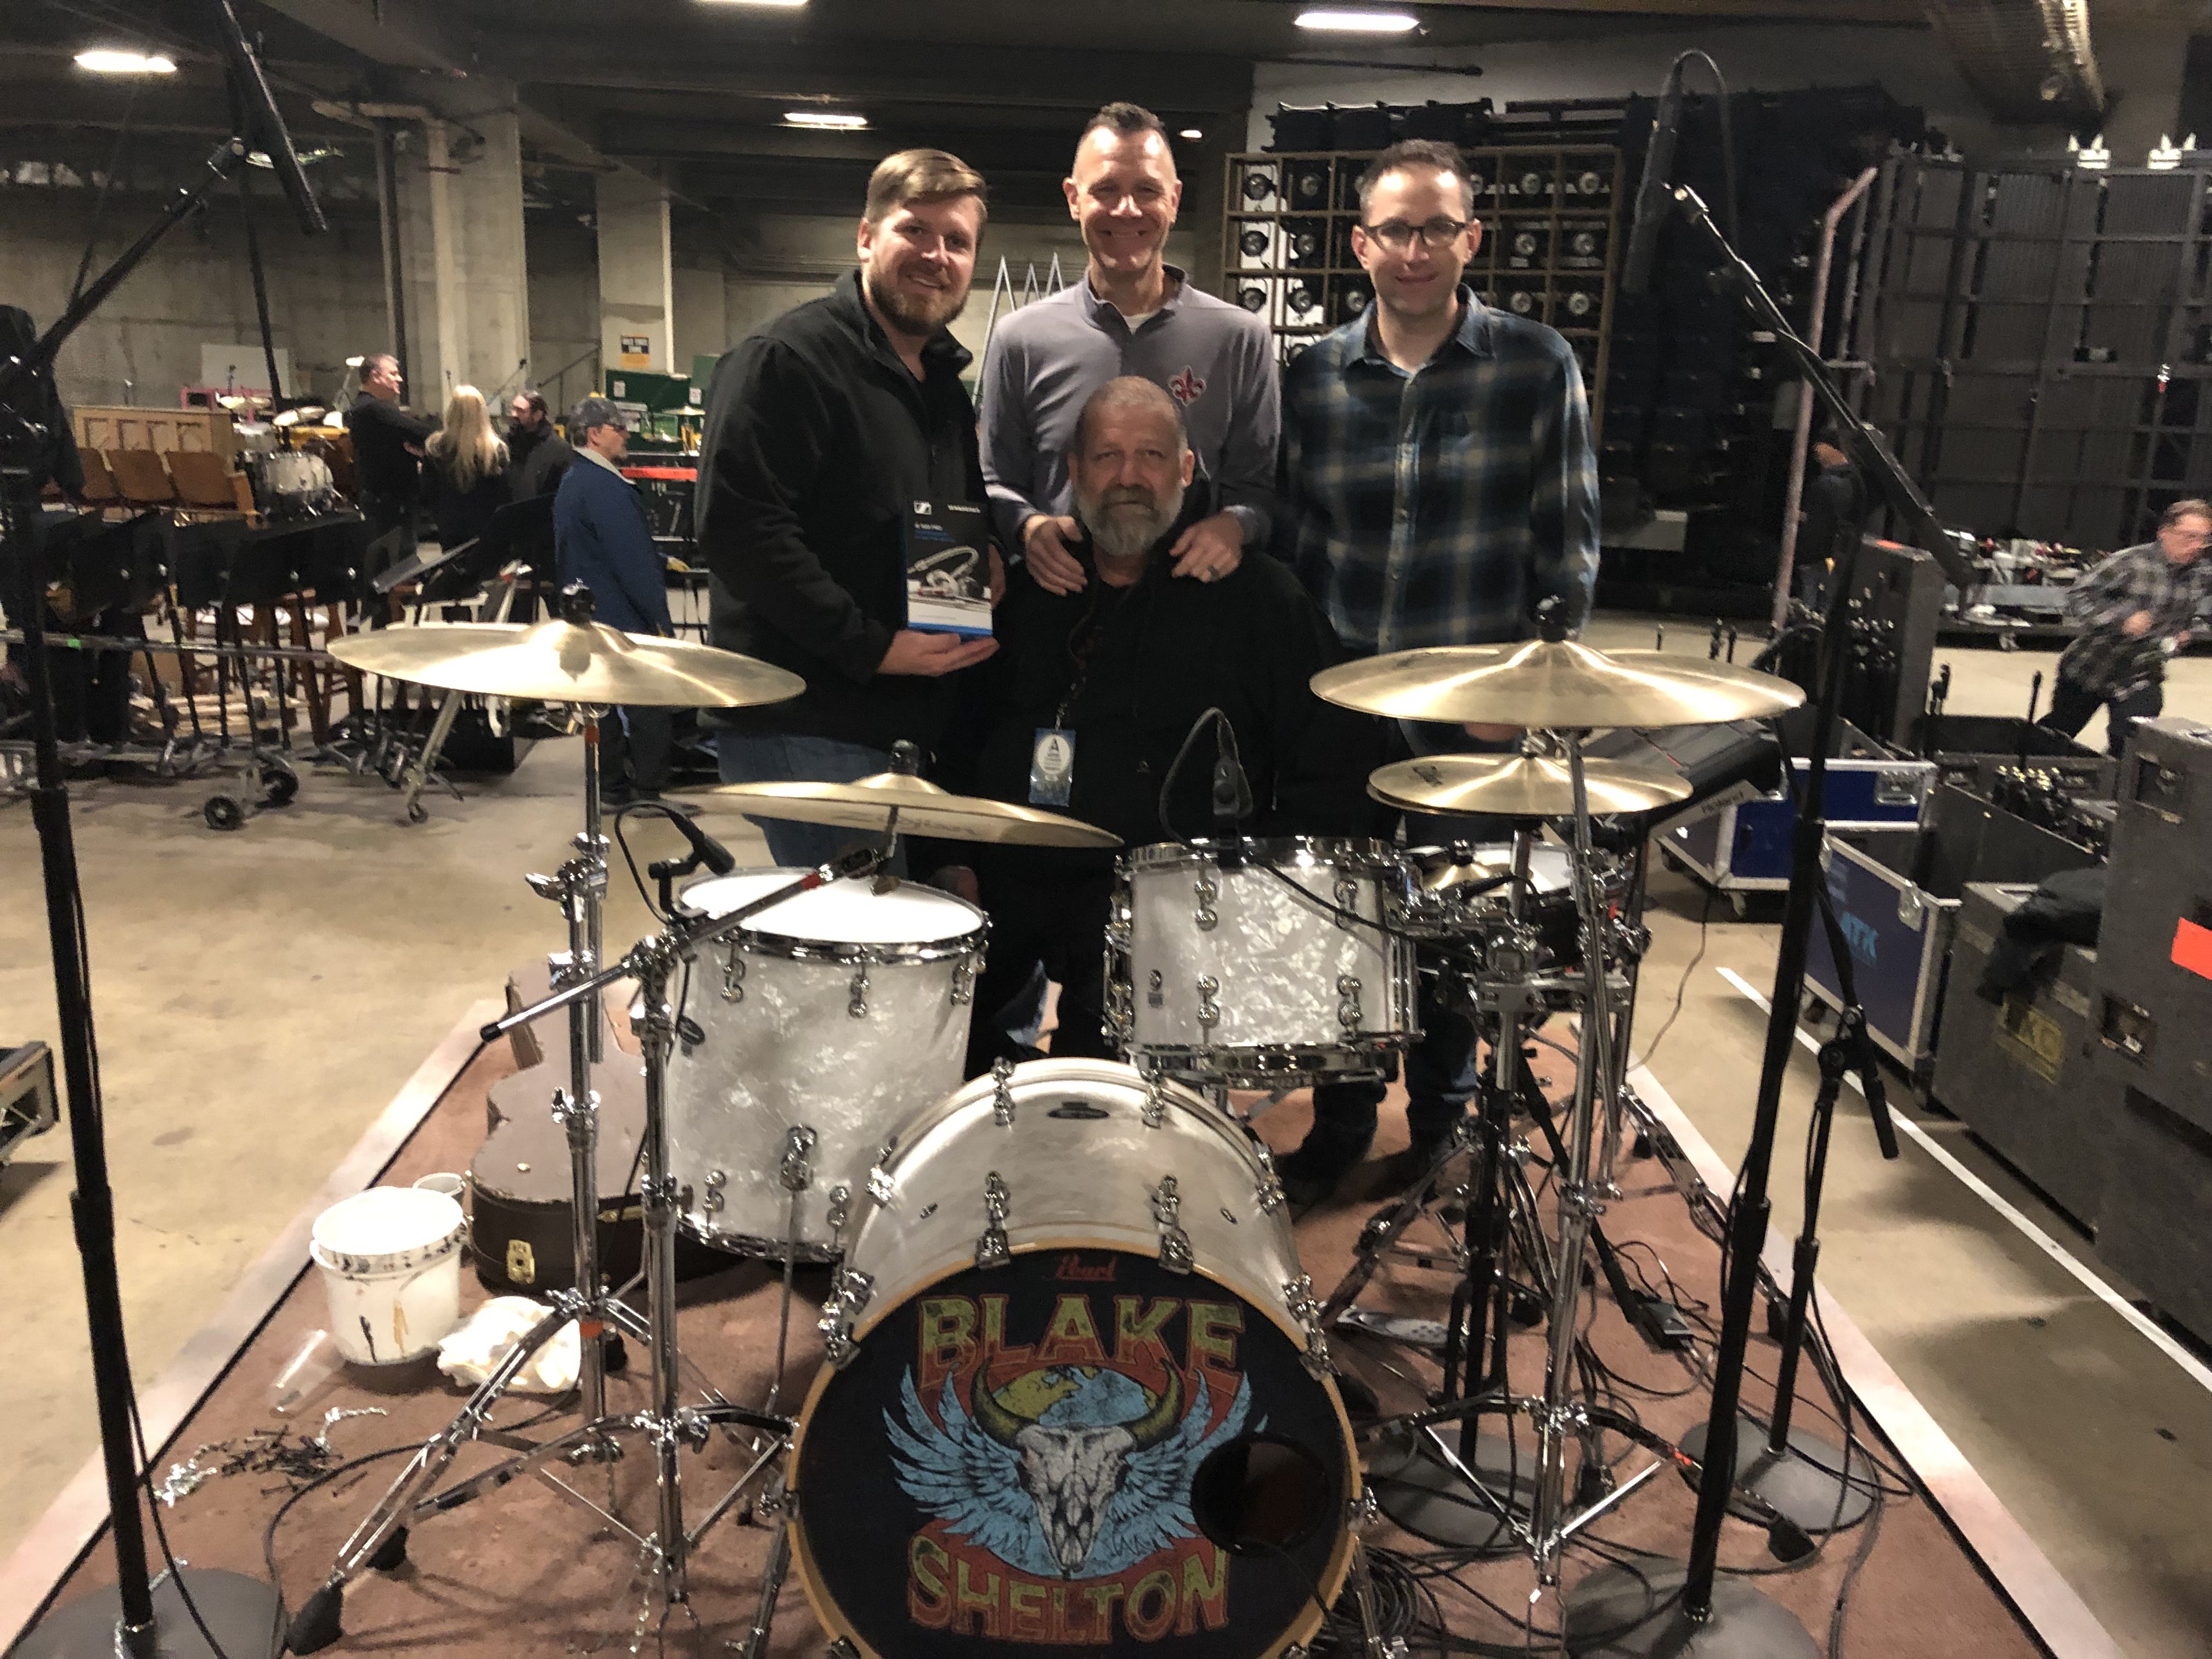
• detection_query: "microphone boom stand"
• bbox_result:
[1562,183,1956,1657]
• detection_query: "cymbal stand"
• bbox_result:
[283,849,890,1654]
[1527,728,1621,1586]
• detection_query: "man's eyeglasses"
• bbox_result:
[1360,217,1471,252]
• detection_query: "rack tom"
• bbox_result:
[1108,838,1417,1087]
[665,870,986,1262]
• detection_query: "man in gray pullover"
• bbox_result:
[980,101,1278,596]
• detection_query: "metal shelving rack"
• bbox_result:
[1859,151,2212,549]
[1220,145,1622,431]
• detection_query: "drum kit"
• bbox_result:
[286,597,1802,1659]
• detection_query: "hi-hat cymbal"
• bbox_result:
[1369,753,1694,819]
[1312,640,1805,729]
[706,771,1120,848]
[326,619,806,708]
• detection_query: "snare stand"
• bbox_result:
[284,850,889,1653]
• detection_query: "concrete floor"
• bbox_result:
[3,617,2208,1654]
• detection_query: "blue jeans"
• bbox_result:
[1299,719,1511,1164]
[714,731,907,874]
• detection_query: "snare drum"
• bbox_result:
[1108,838,1417,1086]
[797,1059,1357,1658]
[664,870,986,1262]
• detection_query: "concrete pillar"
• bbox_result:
[673,265,730,377]
[390,88,531,408]
[597,171,675,375]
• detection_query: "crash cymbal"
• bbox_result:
[1311,640,1805,729]
[1370,752,1694,820]
[326,619,806,708]
[706,771,1120,848]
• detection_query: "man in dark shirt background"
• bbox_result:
[506,389,574,499]
[345,352,433,597]
[936,377,1376,1075]
[555,396,675,803]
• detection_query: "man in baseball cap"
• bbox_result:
[554,396,675,802]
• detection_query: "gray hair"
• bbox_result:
[1070,376,1189,459]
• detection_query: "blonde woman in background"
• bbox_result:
[421,384,511,550]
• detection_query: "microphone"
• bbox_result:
[665,810,736,876]
[1211,716,1253,839]
[1620,62,1684,297]
[206,0,327,236]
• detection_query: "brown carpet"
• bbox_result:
[36,1014,2046,1658]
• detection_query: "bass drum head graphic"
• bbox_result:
[791,1246,1355,1658]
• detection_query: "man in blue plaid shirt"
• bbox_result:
[1272,138,1600,1205]
[2036,498,2210,757]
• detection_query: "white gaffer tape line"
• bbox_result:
[1714,963,2212,1397]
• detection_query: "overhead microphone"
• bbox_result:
[1620,60,1685,297]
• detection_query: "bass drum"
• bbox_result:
[794,1059,1357,1659]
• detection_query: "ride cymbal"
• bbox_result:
[1369,752,1694,819]
[327,619,806,708]
[706,771,1120,848]
[1312,639,1805,729]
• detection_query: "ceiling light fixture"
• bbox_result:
[1294,9,1419,32]
[698,0,806,7]
[75,49,177,74]
[783,110,869,129]
[1179,128,1204,140]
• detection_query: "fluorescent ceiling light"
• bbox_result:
[699,1,806,6]
[75,49,177,74]
[1295,9,1419,32]
[1179,128,1204,140]
[784,110,868,129]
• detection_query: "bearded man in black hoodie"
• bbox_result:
[935,376,1380,1076]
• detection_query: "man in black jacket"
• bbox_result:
[345,352,433,592]
[936,377,1380,1075]
[506,390,574,498]
[696,148,999,867]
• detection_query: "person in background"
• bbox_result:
[2037,498,2212,757]
[981,101,1275,599]
[1795,429,1870,608]
[344,352,433,594]
[506,390,574,498]
[1274,138,1600,1206]
[695,148,997,868]
[555,396,674,804]
[421,385,510,551]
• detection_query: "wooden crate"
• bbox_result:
[72,406,238,466]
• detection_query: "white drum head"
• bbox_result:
[684,869,981,946]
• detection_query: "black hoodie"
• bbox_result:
[937,482,1384,880]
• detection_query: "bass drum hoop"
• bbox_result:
[787,1239,1360,1659]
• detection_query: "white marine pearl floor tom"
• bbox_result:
[665,869,985,1262]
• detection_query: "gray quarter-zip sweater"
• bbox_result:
[977,264,1280,552]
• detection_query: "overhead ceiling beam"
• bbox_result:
[252,0,617,172]
[1397,0,1918,16]
[495,36,1254,114]
[595,116,1079,171]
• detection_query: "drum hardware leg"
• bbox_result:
[729,1479,792,1658]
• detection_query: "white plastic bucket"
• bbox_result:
[311,1187,466,1365]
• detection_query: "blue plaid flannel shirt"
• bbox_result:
[1276,290,1599,657]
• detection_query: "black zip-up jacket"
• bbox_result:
[938,486,1385,882]
[346,393,434,503]
[696,269,986,749]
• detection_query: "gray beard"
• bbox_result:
[1077,483,1184,563]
